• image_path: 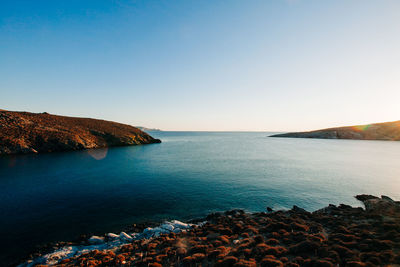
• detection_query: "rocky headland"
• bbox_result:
[0,110,161,155]
[23,195,400,266]
[270,120,400,141]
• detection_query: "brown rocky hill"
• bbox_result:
[0,110,161,155]
[270,120,400,141]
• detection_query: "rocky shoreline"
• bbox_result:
[21,195,400,266]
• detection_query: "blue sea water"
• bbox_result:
[1,131,400,263]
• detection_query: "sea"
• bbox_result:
[1,131,400,264]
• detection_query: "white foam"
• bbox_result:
[19,220,198,266]
[106,233,119,239]
[119,231,133,240]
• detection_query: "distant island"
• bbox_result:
[270,120,400,141]
[0,110,161,155]
[136,126,162,132]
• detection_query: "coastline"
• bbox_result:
[269,120,400,141]
[0,110,161,155]
[20,195,400,266]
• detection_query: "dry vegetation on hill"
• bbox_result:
[271,121,400,141]
[0,110,160,155]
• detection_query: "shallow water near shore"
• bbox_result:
[1,131,400,264]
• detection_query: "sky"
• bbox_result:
[1,0,400,131]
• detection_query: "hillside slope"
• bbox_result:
[270,120,400,141]
[0,110,161,155]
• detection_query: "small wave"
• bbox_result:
[20,220,203,266]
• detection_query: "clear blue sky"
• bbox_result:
[1,0,399,131]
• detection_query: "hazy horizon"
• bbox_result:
[1,0,400,131]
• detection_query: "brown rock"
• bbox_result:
[189,244,208,254]
[266,238,280,245]
[192,253,206,262]
[182,256,194,265]
[290,240,320,253]
[345,262,367,267]
[176,247,187,256]
[233,259,257,267]
[314,260,334,267]
[265,246,288,257]
[260,258,283,267]
[332,244,356,258]
[218,235,230,244]
[219,256,239,266]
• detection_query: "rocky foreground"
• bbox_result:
[270,120,400,141]
[26,195,400,267]
[0,110,161,155]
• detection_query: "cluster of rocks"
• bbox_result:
[28,195,400,266]
[23,221,194,266]
[0,110,161,155]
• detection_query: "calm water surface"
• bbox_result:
[1,131,400,263]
